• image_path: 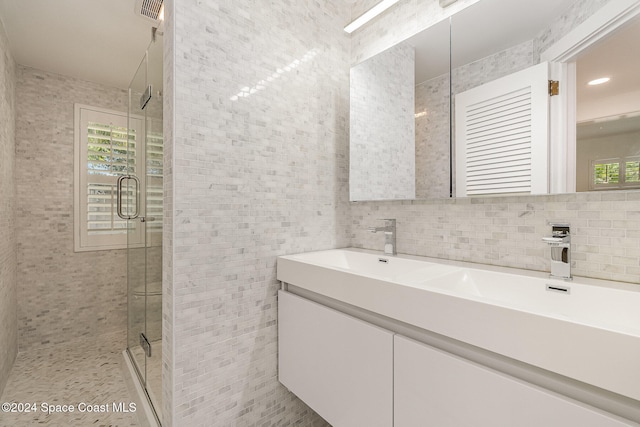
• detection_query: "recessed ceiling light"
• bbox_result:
[344,0,400,34]
[588,77,611,86]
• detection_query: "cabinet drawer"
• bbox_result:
[278,291,393,427]
[394,335,634,427]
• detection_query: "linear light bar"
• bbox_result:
[344,0,400,33]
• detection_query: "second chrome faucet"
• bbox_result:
[542,223,572,280]
[368,219,397,256]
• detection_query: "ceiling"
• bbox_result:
[576,16,640,123]
[0,0,156,89]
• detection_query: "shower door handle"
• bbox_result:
[116,175,140,220]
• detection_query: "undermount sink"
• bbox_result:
[277,248,640,402]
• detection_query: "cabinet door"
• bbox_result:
[394,335,633,427]
[278,291,393,427]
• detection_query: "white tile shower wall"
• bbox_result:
[162,1,174,423]
[15,66,128,350]
[0,16,17,396]
[168,0,350,425]
[351,191,640,283]
[350,43,415,200]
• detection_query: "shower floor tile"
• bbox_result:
[0,331,140,427]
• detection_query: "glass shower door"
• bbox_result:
[126,49,147,396]
[141,36,163,418]
[124,34,163,424]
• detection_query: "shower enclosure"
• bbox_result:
[118,34,163,424]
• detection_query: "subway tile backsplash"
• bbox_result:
[350,191,640,284]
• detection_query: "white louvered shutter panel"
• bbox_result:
[455,62,550,197]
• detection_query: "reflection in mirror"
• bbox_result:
[451,0,575,197]
[575,15,640,191]
[349,0,640,200]
[349,19,450,201]
[451,0,640,197]
[414,20,451,199]
[350,42,416,201]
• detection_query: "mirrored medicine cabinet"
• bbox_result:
[349,0,640,201]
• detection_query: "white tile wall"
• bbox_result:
[0,16,17,397]
[351,191,640,283]
[15,66,129,350]
[162,1,175,423]
[166,0,350,425]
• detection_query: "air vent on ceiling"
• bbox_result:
[135,0,164,22]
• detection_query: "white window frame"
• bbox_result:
[589,155,640,190]
[74,104,145,252]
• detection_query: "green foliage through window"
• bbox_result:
[592,157,640,189]
[593,162,619,185]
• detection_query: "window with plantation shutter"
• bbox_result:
[590,156,640,190]
[144,118,163,245]
[74,104,144,251]
[455,62,550,197]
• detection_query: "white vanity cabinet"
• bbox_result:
[394,335,633,427]
[278,288,638,427]
[278,291,394,427]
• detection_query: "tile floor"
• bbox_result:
[0,332,141,427]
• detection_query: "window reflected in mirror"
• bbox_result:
[575,15,640,192]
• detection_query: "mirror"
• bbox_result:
[350,42,417,201]
[450,0,576,197]
[349,0,640,200]
[349,19,451,201]
[575,14,640,191]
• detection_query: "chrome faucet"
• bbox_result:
[542,223,571,280]
[368,219,397,256]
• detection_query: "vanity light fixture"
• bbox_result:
[587,77,611,86]
[344,0,400,34]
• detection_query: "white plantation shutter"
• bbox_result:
[145,120,163,238]
[75,104,144,251]
[455,62,550,197]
